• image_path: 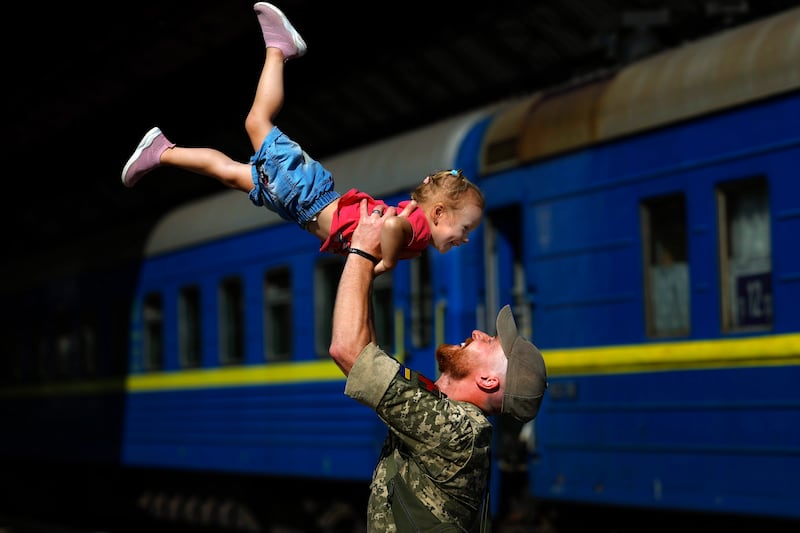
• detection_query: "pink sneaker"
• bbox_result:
[121,127,175,188]
[253,2,307,60]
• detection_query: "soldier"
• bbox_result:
[329,200,548,532]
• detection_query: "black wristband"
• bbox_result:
[348,247,379,265]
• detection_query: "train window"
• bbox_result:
[111,298,130,376]
[10,334,26,383]
[311,257,395,355]
[264,267,292,362]
[79,311,98,377]
[410,249,432,348]
[219,276,245,365]
[14,335,29,382]
[179,284,202,368]
[314,258,344,357]
[372,269,394,350]
[54,311,75,379]
[143,292,164,371]
[0,323,21,384]
[717,178,772,332]
[10,323,33,383]
[641,194,690,337]
[36,332,49,382]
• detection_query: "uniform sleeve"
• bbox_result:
[344,342,400,407]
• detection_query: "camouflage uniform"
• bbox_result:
[345,343,493,532]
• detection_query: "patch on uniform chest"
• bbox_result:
[397,365,446,398]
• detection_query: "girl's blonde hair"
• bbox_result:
[411,169,485,210]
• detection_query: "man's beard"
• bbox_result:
[435,343,472,379]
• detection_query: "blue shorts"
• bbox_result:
[249,126,340,228]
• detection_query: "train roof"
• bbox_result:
[481,6,800,174]
[144,104,505,257]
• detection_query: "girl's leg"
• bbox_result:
[160,146,254,193]
[246,3,306,151]
[244,47,285,152]
[121,127,253,192]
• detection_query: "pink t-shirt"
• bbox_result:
[319,189,431,255]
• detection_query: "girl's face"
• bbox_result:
[430,203,483,253]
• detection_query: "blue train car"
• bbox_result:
[1,6,798,532]
[472,7,800,523]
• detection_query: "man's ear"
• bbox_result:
[476,374,499,393]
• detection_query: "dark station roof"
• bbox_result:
[3,0,798,263]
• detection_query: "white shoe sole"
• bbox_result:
[122,126,162,187]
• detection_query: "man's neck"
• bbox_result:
[436,374,489,414]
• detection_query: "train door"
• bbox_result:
[483,205,529,327]
[483,204,536,517]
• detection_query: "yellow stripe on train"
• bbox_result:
[126,333,800,390]
[544,333,800,377]
[3,334,798,397]
[126,358,346,392]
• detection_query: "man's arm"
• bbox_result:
[330,199,418,375]
[329,199,390,375]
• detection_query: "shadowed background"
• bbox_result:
[4,0,797,261]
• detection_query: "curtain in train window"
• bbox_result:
[179,284,201,368]
[54,310,75,378]
[36,330,49,381]
[717,178,772,331]
[143,292,164,371]
[641,194,690,337]
[79,311,98,377]
[219,276,245,364]
[264,267,292,362]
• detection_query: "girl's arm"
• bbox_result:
[376,215,414,275]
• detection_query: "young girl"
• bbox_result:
[122,2,485,274]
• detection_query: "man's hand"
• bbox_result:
[350,199,390,261]
[351,199,418,275]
